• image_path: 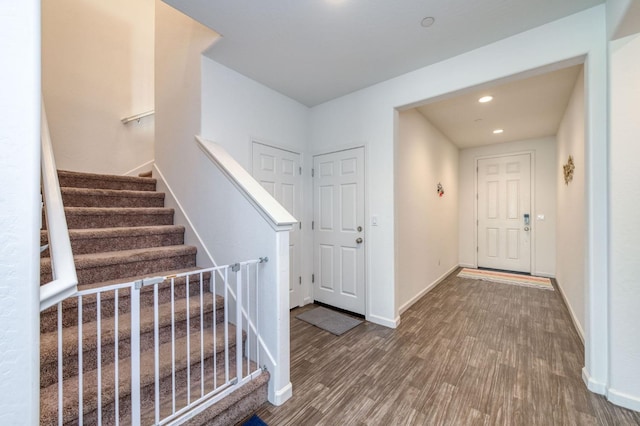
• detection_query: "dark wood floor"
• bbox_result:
[255,269,640,425]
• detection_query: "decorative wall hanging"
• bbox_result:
[563,155,575,185]
[437,182,444,197]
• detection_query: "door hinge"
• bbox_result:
[299,276,302,285]
[477,246,479,252]
[299,166,302,175]
[299,222,302,230]
[476,220,479,225]
[312,221,314,230]
[311,168,315,177]
[312,274,315,283]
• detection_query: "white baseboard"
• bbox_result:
[302,297,313,306]
[607,388,640,412]
[123,159,154,177]
[583,367,607,395]
[367,313,399,329]
[270,382,293,406]
[555,278,585,344]
[398,264,458,315]
[533,271,556,278]
[153,164,216,268]
[458,262,476,268]
[583,368,640,412]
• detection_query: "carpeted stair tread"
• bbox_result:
[179,370,270,426]
[58,169,156,192]
[41,225,186,256]
[41,169,265,425]
[40,323,240,426]
[39,267,221,334]
[62,207,175,229]
[61,187,165,208]
[40,292,222,362]
[40,245,197,285]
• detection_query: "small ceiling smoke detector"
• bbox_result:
[478,96,493,103]
[421,17,435,28]
[493,129,504,134]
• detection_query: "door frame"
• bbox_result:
[312,144,368,317]
[250,138,306,308]
[474,150,536,273]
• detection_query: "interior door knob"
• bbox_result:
[356,237,363,244]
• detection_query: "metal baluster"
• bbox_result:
[171,278,176,414]
[57,303,63,425]
[224,267,229,383]
[130,283,141,426]
[235,264,243,384]
[186,274,191,405]
[97,293,102,426]
[114,290,119,426]
[154,284,160,424]
[78,296,83,424]
[199,272,204,398]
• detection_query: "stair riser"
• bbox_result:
[41,311,221,389]
[63,210,174,229]
[48,349,240,426]
[57,173,156,192]
[61,192,165,208]
[40,280,220,334]
[41,230,185,257]
[40,253,196,286]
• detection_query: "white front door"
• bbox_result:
[252,142,303,308]
[477,153,532,273]
[313,147,365,315]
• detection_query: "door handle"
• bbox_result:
[356,237,363,244]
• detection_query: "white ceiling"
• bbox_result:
[164,0,601,107]
[416,64,583,149]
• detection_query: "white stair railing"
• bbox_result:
[40,100,78,311]
[48,259,266,425]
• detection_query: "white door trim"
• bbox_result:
[474,150,536,273]
[312,145,367,317]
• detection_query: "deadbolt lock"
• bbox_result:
[357,226,363,232]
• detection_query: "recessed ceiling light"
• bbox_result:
[421,17,435,28]
[493,129,504,134]
[478,96,493,103]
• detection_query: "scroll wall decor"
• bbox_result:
[437,182,444,197]
[563,155,575,185]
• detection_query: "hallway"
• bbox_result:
[256,269,640,425]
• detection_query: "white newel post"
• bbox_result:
[271,229,292,405]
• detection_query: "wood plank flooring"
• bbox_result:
[255,269,640,425]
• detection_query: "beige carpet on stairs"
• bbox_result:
[40,169,268,425]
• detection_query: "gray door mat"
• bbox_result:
[295,306,363,336]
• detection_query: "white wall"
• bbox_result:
[459,137,557,277]
[155,3,305,403]
[200,59,312,304]
[42,0,155,175]
[310,6,606,329]
[0,0,41,422]
[395,110,459,313]
[608,33,640,411]
[556,69,586,341]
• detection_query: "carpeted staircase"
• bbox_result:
[39,169,268,425]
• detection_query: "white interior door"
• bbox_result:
[313,147,365,315]
[477,153,532,273]
[252,142,302,308]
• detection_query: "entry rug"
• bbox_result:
[457,268,554,291]
[296,306,363,336]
